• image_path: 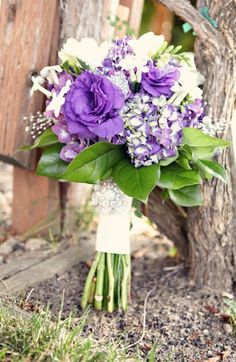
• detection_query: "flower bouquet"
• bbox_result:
[25,32,229,312]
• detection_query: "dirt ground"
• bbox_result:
[1,161,236,361]
[24,237,236,362]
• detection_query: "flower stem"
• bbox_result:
[121,254,131,312]
[107,253,115,313]
[81,251,101,309]
[94,252,105,310]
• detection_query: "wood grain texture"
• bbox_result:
[0,250,51,280]
[0,0,59,168]
[11,167,61,235]
[149,0,236,291]
[0,0,62,235]
[60,0,105,44]
[2,244,93,293]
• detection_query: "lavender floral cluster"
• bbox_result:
[32,33,205,167]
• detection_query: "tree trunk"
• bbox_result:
[148,0,236,291]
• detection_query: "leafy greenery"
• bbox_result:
[30,125,229,207]
[62,142,125,184]
[168,185,203,207]
[36,144,68,179]
[182,128,230,159]
[195,159,227,182]
[112,158,160,202]
[158,163,201,190]
[61,59,82,75]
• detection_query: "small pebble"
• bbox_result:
[203,329,209,336]
[25,238,48,251]
[222,292,234,300]
[0,237,17,255]
[223,323,233,334]
[207,351,214,357]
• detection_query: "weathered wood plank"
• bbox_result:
[0,0,62,235]
[2,244,93,293]
[0,0,59,168]
[0,250,51,280]
[11,167,61,235]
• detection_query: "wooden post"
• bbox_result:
[0,0,61,235]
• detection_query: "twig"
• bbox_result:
[119,286,156,351]
[120,265,184,352]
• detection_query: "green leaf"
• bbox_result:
[112,158,160,202]
[61,59,82,75]
[196,159,227,182]
[180,144,193,160]
[62,142,125,184]
[168,185,203,207]
[132,199,143,218]
[36,144,68,178]
[158,164,201,190]
[19,129,59,151]
[182,128,230,159]
[176,155,191,170]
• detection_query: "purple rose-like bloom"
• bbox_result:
[141,64,180,98]
[63,71,125,139]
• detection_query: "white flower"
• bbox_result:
[46,79,72,117]
[58,37,110,69]
[128,32,165,59]
[119,32,164,82]
[169,53,204,105]
[31,76,52,98]
[31,66,63,97]
[40,65,63,85]
[119,55,149,82]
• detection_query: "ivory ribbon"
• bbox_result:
[95,196,132,255]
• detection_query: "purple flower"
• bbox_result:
[141,64,179,97]
[60,141,86,162]
[52,123,71,143]
[182,99,204,127]
[63,71,125,139]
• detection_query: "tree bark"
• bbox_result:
[148,0,236,291]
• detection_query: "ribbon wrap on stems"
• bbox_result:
[93,180,132,255]
[81,179,132,312]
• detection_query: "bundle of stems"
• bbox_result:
[81,252,131,312]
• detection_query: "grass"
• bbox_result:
[224,298,236,332]
[0,299,177,362]
[0,301,134,362]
